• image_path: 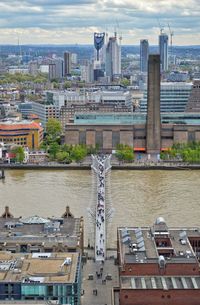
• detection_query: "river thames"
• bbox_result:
[1,169,200,247]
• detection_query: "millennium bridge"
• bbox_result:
[89,155,112,262]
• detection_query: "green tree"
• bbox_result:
[120,78,130,87]
[63,81,72,89]
[56,151,71,163]
[48,142,60,159]
[116,144,134,162]
[11,146,25,163]
[71,145,87,163]
[46,119,62,141]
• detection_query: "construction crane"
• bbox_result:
[168,23,174,58]
[116,20,122,45]
[157,19,164,35]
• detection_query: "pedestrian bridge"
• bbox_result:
[91,155,112,261]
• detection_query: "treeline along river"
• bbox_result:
[1,169,200,248]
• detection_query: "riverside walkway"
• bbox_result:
[91,155,112,262]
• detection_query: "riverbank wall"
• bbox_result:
[1,162,200,170]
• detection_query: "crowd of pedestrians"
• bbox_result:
[95,155,106,261]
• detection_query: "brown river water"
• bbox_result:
[0,169,200,247]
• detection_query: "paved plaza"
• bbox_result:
[81,251,119,305]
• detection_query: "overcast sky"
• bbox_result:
[0,0,199,45]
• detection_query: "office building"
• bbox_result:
[0,120,43,150]
[105,34,121,80]
[159,33,169,72]
[140,82,192,112]
[64,52,72,76]
[71,53,78,65]
[185,80,200,112]
[28,61,38,76]
[31,100,59,129]
[0,251,81,305]
[80,60,94,83]
[140,39,149,73]
[18,102,33,117]
[116,218,200,305]
[48,59,63,80]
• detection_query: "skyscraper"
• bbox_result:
[48,58,63,80]
[64,51,72,76]
[105,33,121,81]
[159,33,168,72]
[94,32,105,61]
[140,39,149,72]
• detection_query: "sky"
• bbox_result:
[0,0,199,45]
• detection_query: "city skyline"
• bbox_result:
[0,0,199,45]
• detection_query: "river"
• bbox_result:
[0,169,200,247]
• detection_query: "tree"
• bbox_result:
[120,78,130,87]
[11,146,25,163]
[48,142,60,159]
[71,145,87,163]
[116,144,134,162]
[56,151,71,163]
[46,119,62,141]
[63,81,72,89]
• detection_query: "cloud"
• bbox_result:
[0,0,199,45]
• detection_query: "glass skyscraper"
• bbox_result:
[159,33,169,72]
[105,34,121,80]
[140,39,149,72]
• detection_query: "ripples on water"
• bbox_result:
[1,169,200,247]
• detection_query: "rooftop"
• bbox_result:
[121,275,200,290]
[0,252,79,284]
[0,120,42,131]
[118,218,199,265]
[0,215,82,249]
[73,112,200,125]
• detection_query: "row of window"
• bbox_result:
[0,137,27,142]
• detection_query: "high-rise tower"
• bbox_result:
[105,33,121,81]
[146,54,161,154]
[140,39,149,73]
[94,33,105,61]
[159,33,168,72]
[64,51,72,76]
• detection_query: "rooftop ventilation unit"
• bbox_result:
[158,255,166,268]
[155,217,166,225]
[122,236,131,244]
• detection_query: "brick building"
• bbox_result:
[116,218,200,305]
[64,56,200,152]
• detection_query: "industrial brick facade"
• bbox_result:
[65,124,200,152]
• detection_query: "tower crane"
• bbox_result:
[157,19,164,35]
[168,23,174,58]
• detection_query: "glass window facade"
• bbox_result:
[74,112,200,126]
[140,83,192,113]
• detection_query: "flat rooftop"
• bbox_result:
[0,251,79,284]
[0,216,82,248]
[121,275,200,290]
[118,222,199,265]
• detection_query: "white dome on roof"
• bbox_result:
[20,216,50,224]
